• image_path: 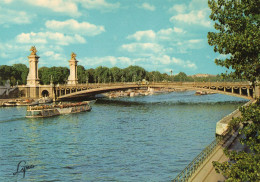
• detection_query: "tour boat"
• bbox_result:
[26,101,92,118]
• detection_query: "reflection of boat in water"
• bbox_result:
[26,101,92,118]
[195,91,207,95]
[195,91,216,96]
[38,97,53,104]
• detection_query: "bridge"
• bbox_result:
[54,81,256,101]
[17,46,259,100]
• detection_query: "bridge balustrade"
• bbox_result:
[54,81,254,100]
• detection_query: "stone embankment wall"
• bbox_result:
[216,99,255,135]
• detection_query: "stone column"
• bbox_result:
[67,52,78,85]
[27,46,40,87]
[26,46,40,98]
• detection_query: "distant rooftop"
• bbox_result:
[191,74,216,78]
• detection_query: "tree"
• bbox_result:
[174,72,188,82]
[85,68,95,83]
[208,0,260,180]
[77,65,86,83]
[213,101,260,182]
[123,65,147,82]
[39,67,69,84]
[208,0,260,84]
[0,65,18,85]
[110,67,121,82]
[13,64,29,85]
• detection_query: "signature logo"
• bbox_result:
[13,160,35,178]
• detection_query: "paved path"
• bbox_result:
[189,132,247,182]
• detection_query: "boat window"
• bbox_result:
[26,111,33,116]
[33,111,42,116]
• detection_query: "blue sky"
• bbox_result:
[0,0,227,75]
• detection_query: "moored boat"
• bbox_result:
[26,101,92,118]
[3,100,17,106]
[16,99,39,106]
[38,97,53,104]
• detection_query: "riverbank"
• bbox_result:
[98,87,189,98]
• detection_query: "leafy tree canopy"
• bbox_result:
[208,0,260,84]
[208,0,260,180]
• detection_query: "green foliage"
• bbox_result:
[77,65,86,83]
[208,0,260,84]
[213,101,260,181]
[123,65,147,82]
[13,64,29,85]
[174,72,188,81]
[38,66,69,84]
[0,64,29,85]
[1,63,232,85]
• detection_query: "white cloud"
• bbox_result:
[25,0,80,17]
[188,39,203,44]
[3,0,13,3]
[16,32,86,45]
[81,56,133,68]
[157,27,186,41]
[169,4,186,13]
[121,43,164,56]
[45,19,105,36]
[127,30,156,42]
[185,61,197,69]
[0,7,34,25]
[170,9,211,28]
[139,3,155,11]
[172,57,197,69]
[42,51,65,62]
[78,0,120,11]
[127,27,185,43]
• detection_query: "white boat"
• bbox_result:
[38,97,53,104]
[3,100,17,106]
[26,101,92,118]
[16,99,39,106]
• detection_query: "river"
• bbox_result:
[0,91,248,181]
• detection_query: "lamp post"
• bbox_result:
[86,76,88,84]
[133,74,136,83]
[170,70,173,82]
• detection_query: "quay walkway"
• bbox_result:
[172,100,254,182]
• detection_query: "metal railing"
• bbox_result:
[172,139,219,182]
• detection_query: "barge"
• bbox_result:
[26,101,92,118]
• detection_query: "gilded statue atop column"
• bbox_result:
[71,52,77,60]
[30,46,37,55]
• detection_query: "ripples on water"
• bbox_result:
[0,91,248,181]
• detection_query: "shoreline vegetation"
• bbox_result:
[0,64,243,87]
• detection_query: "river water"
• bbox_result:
[0,91,247,181]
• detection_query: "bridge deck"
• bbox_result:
[56,82,254,101]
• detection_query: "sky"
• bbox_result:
[0,0,228,75]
